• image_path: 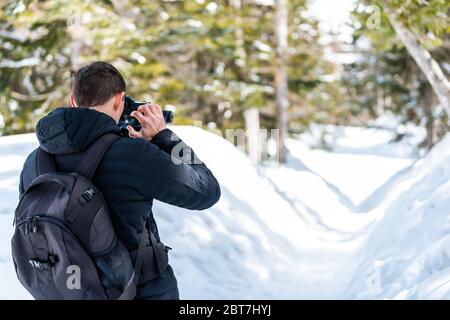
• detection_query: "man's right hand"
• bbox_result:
[128,104,166,140]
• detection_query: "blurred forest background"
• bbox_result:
[0,0,448,161]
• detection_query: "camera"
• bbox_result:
[119,95,173,136]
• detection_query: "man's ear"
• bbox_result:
[69,94,77,108]
[113,92,125,111]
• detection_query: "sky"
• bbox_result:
[308,0,359,65]
[309,0,356,31]
[309,0,356,42]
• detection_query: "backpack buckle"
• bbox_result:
[82,186,96,201]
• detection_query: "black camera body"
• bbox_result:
[119,95,173,136]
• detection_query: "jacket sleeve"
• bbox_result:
[133,128,221,210]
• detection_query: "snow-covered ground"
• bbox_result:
[1,122,449,300]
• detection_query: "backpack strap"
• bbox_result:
[117,227,149,300]
[74,133,121,179]
[37,148,56,175]
[118,217,170,300]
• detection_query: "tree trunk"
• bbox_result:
[244,108,261,163]
[386,10,450,114]
[232,0,261,163]
[423,87,435,150]
[274,0,289,163]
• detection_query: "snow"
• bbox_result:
[346,134,450,299]
[1,122,449,300]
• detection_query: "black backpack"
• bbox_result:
[11,133,159,300]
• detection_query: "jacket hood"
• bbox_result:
[36,107,121,154]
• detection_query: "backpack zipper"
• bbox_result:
[16,215,75,237]
[16,215,116,257]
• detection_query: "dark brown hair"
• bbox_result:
[71,61,126,107]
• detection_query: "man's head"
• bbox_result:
[70,61,126,123]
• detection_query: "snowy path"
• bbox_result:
[2,125,450,299]
[258,126,417,297]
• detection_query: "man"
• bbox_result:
[19,61,221,299]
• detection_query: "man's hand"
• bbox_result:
[128,104,166,140]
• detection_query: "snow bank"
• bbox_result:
[346,133,450,299]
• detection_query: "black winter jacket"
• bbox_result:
[19,107,221,299]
